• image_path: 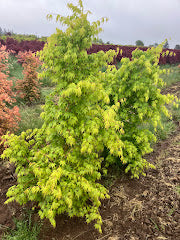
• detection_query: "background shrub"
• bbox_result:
[0,45,20,153]
[15,51,41,105]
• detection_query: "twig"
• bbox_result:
[72,230,90,240]
[96,233,112,240]
[0,224,10,230]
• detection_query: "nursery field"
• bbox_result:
[0,1,180,239]
[0,58,179,239]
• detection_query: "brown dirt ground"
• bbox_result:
[0,83,179,240]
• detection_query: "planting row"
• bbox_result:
[87,44,180,65]
[0,37,45,54]
[0,33,47,42]
[1,37,180,64]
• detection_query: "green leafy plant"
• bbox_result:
[1,0,122,232]
[102,44,178,177]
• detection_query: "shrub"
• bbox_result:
[1,0,120,232]
[102,44,178,177]
[0,45,20,153]
[15,51,41,105]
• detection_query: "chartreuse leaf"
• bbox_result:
[101,41,178,177]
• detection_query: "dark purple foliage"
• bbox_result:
[87,44,180,65]
[0,37,45,54]
[0,38,180,65]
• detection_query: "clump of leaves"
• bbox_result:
[102,44,178,177]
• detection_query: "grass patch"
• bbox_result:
[171,104,180,122]
[7,55,23,81]
[155,119,176,141]
[149,110,177,142]
[40,87,55,104]
[38,65,56,87]
[16,105,44,135]
[160,64,180,87]
[2,211,41,240]
[142,111,177,144]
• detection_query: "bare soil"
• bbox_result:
[0,83,179,240]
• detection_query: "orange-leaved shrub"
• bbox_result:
[16,51,41,105]
[0,45,20,153]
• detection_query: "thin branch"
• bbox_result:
[96,233,112,240]
[72,230,90,240]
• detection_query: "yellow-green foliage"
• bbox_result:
[102,44,178,177]
[1,0,122,232]
[1,0,178,233]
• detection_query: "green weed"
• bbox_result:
[149,218,159,231]
[2,211,41,240]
